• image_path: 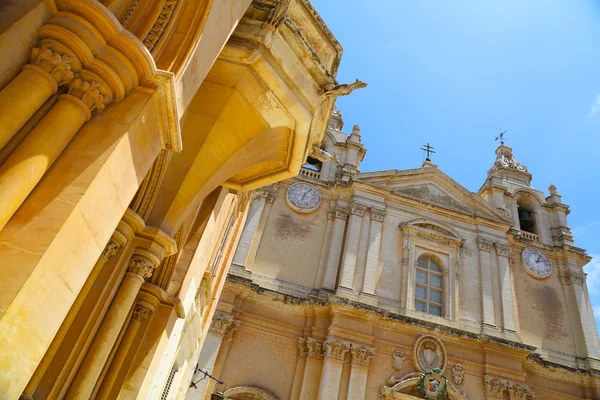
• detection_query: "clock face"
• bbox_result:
[521,247,552,278]
[286,183,321,213]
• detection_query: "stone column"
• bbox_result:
[561,270,600,359]
[347,345,375,400]
[495,243,517,333]
[66,249,159,399]
[299,338,324,400]
[0,45,74,150]
[362,208,385,297]
[0,71,111,231]
[290,338,308,400]
[477,238,496,329]
[20,235,127,399]
[318,339,350,400]
[244,184,278,270]
[231,192,267,266]
[314,207,335,289]
[202,312,240,397]
[322,208,349,291]
[96,302,153,399]
[338,203,366,291]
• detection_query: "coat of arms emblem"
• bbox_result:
[419,368,447,400]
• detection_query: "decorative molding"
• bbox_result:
[413,335,447,373]
[559,270,585,286]
[350,202,367,217]
[350,345,375,367]
[323,339,351,361]
[132,304,151,322]
[371,208,386,222]
[494,242,510,257]
[477,238,492,252]
[392,348,405,371]
[306,337,324,360]
[29,45,74,87]
[120,0,141,27]
[489,145,528,174]
[143,0,179,51]
[484,375,534,399]
[452,364,464,385]
[67,73,112,114]
[551,226,574,242]
[128,256,156,279]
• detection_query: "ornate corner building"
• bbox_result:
[0,0,354,399]
[187,108,600,399]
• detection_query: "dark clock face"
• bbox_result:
[521,247,552,278]
[286,183,321,213]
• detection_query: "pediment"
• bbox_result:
[357,167,511,223]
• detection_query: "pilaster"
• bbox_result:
[348,345,375,400]
[322,207,349,291]
[318,339,351,400]
[477,237,496,330]
[362,208,385,298]
[494,242,518,335]
[338,203,366,292]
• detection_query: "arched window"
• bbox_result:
[415,255,443,316]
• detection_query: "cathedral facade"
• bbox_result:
[187,108,600,399]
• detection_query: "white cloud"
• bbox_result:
[588,95,600,118]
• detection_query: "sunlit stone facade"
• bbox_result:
[191,108,600,399]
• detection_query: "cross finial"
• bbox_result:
[421,143,436,162]
[495,129,507,145]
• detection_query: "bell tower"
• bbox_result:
[479,142,574,246]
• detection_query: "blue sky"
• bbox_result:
[312,0,600,331]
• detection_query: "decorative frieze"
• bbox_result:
[484,375,535,400]
[350,202,367,217]
[143,0,179,51]
[477,237,492,252]
[120,0,141,27]
[323,339,351,361]
[494,243,510,257]
[559,270,585,286]
[30,45,74,87]
[350,345,375,367]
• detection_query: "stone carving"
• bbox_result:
[102,240,120,260]
[477,237,492,252]
[327,207,336,221]
[392,348,405,371]
[306,337,324,360]
[333,207,349,220]
[484,375,535,399]
[132,304,151,322]
[413,335,447,372]
[128,257,156,279]
[494,243,510,257]
[350,202,367,217]
[297,337,308,359]
[30,46,74,87]
[261,183,280,204]
[489,146,528,173]
[551,226,574,242]
[548,184,558,195]
[323,79,367,98]
[323,339,351,361]
[350,345,375,367]
[559,270,585,286]
[264,0,292,31]
[452,363,464,385]
[120,0,141,27]
[210,311,238,337]
[419,368,448,400]
[68,75,111,114]
[195,278,208,315]
[143,0,178,51]
[371,208,386,222]
[394,186,471,214]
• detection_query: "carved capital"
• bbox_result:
[350,345,375,367]
[370,208,386,222]
[128,256,156,279]
[327,207,336,221]
[333,207,349,220]
[559,270,585,286]
[102,240,121,260]
[494,242,510,257]
[132,304,152,322]
[260,183,279,204]
[67,72,112,114]
[350,202,367,217]
[209,311,240,338]
[297,337,308,359]
[30,45,74,87]
[477,237,492,252]
[306,337,324,360]
[323,339,351,361]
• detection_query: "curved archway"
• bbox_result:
[224,386,279,400]
[381,373,467,400]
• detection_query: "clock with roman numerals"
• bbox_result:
[521,247,552,279]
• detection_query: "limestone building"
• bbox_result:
[0,0,354,399]
[188,108,600,399]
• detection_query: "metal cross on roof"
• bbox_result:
[495,129,507,145]
[421,143,436,162]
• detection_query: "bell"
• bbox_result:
[518,208,534,230]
